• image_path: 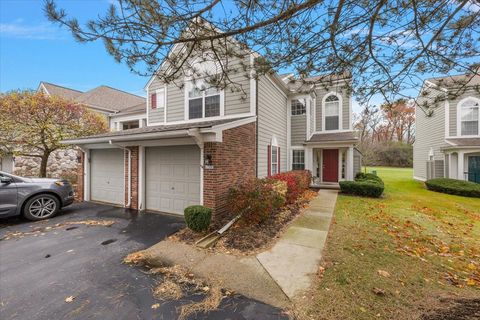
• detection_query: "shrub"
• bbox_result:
[340,180,384,197]
[425,178,480,198]
[340,172,384,197]
[271,170,312,203]
[355,172,384,184]
[184,205,212,232]
[228,178,285,226]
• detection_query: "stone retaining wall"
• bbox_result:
[13,148,79,182]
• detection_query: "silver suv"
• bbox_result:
[0,171,74,221]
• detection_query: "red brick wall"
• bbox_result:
[124,146,139,210]
[75,150,84,201]
[203,122,256,219]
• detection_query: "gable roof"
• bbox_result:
[74,86,145,112]
[39,82,83,100]
[426,72,480,89]
[38,82,146,113]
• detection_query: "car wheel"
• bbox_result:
[23,194,60,221]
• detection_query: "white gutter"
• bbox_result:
[63,129,190,145]
[109,140,131,208]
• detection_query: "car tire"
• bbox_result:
[23,194,60,221]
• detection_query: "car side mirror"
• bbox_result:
[0,176,13,184]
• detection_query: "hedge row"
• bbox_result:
[425,178,480,198]
[339,172,384,198]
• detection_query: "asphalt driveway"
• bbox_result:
[0,202,288,320]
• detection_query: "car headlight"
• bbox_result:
[55,181,67,186]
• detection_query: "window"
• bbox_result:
[150,88,165,110]
[188,81,221,120]
[292,150,305,170]
[291,99,306,115]
[460,98,479,136]
[271,146,279,175]
[122,120,139,130]
[324,94,340,130]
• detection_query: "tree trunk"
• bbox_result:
[39,152,51,178]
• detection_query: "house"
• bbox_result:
[63,45,361,216]
[0,82,147,177]
[413,72,480,183]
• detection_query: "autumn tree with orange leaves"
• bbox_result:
[0,91,108,177]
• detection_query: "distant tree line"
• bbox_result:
[355,99,414,167]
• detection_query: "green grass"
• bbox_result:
[299,167,480,320]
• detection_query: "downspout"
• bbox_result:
[109,140,131,208]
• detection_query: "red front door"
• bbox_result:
[322,149,339,182]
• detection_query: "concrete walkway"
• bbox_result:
[142,190,337,307]
[257,190,337,299]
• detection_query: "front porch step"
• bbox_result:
[310,183,340,190]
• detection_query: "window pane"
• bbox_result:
[325,95,339,102]
[291,99,306,115]
[188,85,202,98]
[462,121,478,136]
[271,147,278,174]
[292,150,305,170]
[325,101,339,116]
[325,115,339,130]
[189,98,203,119]
[205,95,220,117]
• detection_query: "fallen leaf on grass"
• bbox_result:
[377,270,390,278]
[65,296,75,303]
[372,287,386,296]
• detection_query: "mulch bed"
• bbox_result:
[421,298,480,320]
[171,190,318,255]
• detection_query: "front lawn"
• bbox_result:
[299,167,480,320]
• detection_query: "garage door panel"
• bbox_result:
[90,149,124,205]
[146,145,201,214]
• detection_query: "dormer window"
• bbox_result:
[460,98,479,136]
[324,94,340,131]
[187,81,222,120]
[291,99,306,115]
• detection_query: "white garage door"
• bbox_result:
[90,149,124,205]
[146,145,201,214]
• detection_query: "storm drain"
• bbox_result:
[101,239,117,245]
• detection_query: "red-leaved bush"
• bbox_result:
[228,178,286,226]
[271,170,312,204]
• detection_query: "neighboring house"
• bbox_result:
[413,73,480,183]
[63,44,361,216]
[1,82,147,178]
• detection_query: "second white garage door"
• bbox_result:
[90,149,124,205]
[145,145,201,214]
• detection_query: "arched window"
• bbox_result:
[324,94,340,130]
[460,98,479,136]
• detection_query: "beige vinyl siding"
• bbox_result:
[291,115,306,145]
[448,88,480,137]
[309,99,315,137]
[167,83,184,122]
[257,75,288,177]
[413,85,448,180]
[314,83,350,131]
[224,56,251,115]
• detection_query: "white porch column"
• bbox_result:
[346,146,354,180]
[84,149,91,201]
[138,146,145,211]
[305,147,314,173]
[457,151,465,181]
